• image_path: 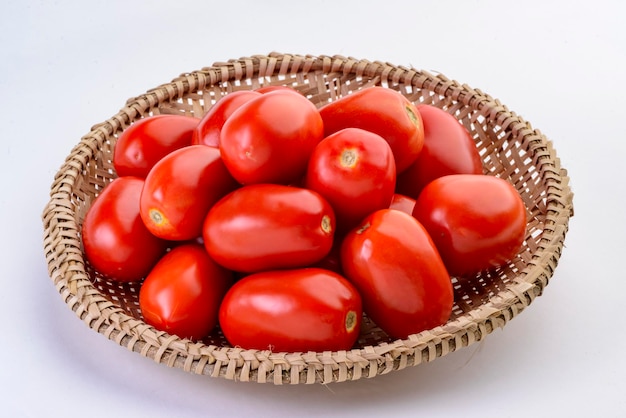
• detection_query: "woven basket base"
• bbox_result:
[42,52,573,384]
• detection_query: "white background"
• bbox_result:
[2,1,625,417]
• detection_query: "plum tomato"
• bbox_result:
[219,91,324,185]
[319,87,424,173]
[139,243,233,341]
[396,104,483,199]
[191,90,261,148]
[218,268,362,352]
[203,184,335,273]
[304,127,396,234]
[81,177,168,282]
[412,174,527,277]
[140,145,238,241]
[389,193,416,215]
[341,209,453,340]
[113,114,197,178]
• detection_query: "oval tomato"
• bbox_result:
[219,268,362,352]
[140,145,238,241]
[389,193,416,215]
[412,174,527,277]
[396,104,483,199]
[305,127,396,233]
[191,90,261,148]
[203,184,335,273]
[341,209,453,340]
[139,243,233,340]
[113,114,197,178]
[219,91,324,185]
[319,87,424,173]
[82,177,168,282]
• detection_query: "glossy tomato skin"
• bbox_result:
[219,91,324,185]
[412,174,527,277]
[203,184,335,273]
[113,114,197,178]
[191,91,261,148]
[319,87,424,173]
[218,268,362,352]
[139,243,233,341]
[396,105,483,199]
[389,193,416,215]
[140,145,238,241]
[305,128,396,234]
[341,209,453,339]
[82,177,168,282]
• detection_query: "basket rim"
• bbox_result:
[41,52,574,385]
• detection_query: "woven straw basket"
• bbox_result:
[42,52,574,385]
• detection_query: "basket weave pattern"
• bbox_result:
[42,53,573,384]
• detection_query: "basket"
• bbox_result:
[42,52,574,385]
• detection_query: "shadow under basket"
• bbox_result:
[42,52,574,385]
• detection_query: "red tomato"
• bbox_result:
[389,193,416,215]
[412,174,527,277]
[140,145,238,241]
[219,268,362,352]
[139,243,233,340]
[203,184,335,273]
[305,128,396,233]
[82,177,168,282]
[396,104,483,199]
[319,87,424,173]
[113,114,197,178]
[191,90,261,148]
[341,209,453,339]
[219,91,324,185]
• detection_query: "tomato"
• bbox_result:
[219,91,324,185]
[341,209,453,339]
[113,114,197,178]
[389,193,416,215]
[203,184,335,273]
[412,174,527,277]
[139,243,233,340]
[396,104,483,199]
[191,90,261,148]
[140,145,238,241]
[218,268,362,352]
[305,128,396,233]
[82,177,168,282]
[319,87,424,173]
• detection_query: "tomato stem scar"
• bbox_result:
[405,105,419,127]
[345,311,358,333]
[321,215,332,234]
[356,222,370,234]
[340,149,358,168]
[149,208,166,226]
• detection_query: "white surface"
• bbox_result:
[2,1,625,416]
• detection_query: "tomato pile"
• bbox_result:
[82,86,527,352]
